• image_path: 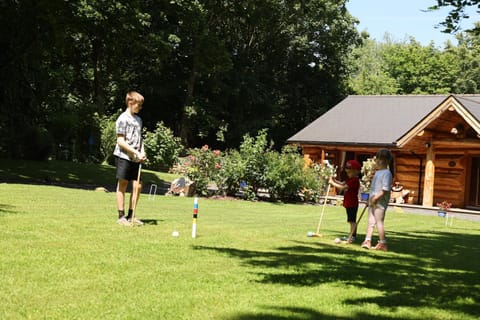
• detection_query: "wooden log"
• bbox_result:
[422,146,435,206]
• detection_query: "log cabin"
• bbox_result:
[287,95,480,210]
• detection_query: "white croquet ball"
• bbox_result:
[172,231,180,237]
[334,237,341,244]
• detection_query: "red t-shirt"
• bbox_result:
[343,177,360,208]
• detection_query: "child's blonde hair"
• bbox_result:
[125,91,144,106]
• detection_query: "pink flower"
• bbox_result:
[213,150,220,156]
[436,200,452,210]
[201,145,209,151]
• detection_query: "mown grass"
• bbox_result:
[1,181,479,319]
[0,159,177,191]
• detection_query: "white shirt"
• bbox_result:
[113,111,143,161]
[370,168,392,209]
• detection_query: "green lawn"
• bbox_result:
[1,181,479,319]
[0,159,177,190]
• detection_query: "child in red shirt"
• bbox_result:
[329,160,361,242]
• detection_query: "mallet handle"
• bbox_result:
[131,164,142,226]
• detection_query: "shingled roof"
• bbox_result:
[287,95,480,147]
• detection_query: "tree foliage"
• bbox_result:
[429,0,480,33]
[3,0,480,162]
[348,32,480,95]
[0,0,360,159]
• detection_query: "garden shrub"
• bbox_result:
[95,111,120,165]
[179,145,222,196]
[213,149,245,197]
[143,121,183,171]
[301,166,322,202]
[361,157,376,193]
[264,145,306,201]
[238,129,271,195]
[172,130,336,203]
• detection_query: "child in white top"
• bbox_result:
[361,149,393,251]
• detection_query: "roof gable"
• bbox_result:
[396,95,480,146]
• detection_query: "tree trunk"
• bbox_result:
[179,62,197,147]
[92,38,105,114]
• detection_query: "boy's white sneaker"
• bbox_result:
[117,217,131,226]
[128,218,144,226]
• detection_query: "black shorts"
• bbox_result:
[346,207,358,223]
[115,156,141,181]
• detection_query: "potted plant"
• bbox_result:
[436,200,452,217]
[360,157,376,201]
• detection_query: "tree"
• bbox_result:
[0,0,361,160]
[0,0,171,159]
[429,0,480,34]
[349,35,462,95]
[450,23,480,93]
[348,36,400,94]
[0,0,70,158]
[163,0,361,149]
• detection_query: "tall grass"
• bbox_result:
[1,183,479,319]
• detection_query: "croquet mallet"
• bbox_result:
[131,163,142,226]
[309,183,331,237]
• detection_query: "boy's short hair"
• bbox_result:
[125,91,144,106]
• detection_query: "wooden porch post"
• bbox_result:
[422,145,435,207]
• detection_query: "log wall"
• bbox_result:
[300,146,469,208]
[395,153,466,207]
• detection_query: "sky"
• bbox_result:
[346,0,477,46]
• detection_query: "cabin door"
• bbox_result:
[468,157,480,208]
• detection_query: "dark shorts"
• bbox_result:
[115,156,141,181]
[346,207,358,223]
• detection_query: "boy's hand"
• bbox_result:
[131,151,147,163]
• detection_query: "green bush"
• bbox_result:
[172,130,335,203]
[178,145,222,196]
[143,122,183,171]
[302,161,336,202]
[214,149,245,197]
[238,129,271,195]
[264,145,306,201]
[95,111,120,165]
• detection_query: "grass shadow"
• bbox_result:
[226,305,434,320]
[195,230,480,318]
[0,203,17,215]
[141,219,162,225]
[0,159,171,194]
